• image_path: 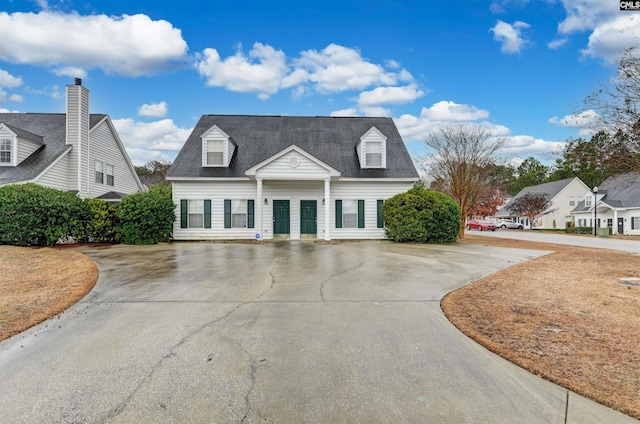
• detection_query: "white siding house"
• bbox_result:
[167,115,419,241]
[571,172,640,235]
[0,79,143,200]
[497,177,590,229]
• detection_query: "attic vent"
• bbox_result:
[288,156,300,168]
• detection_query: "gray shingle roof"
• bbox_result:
[497,177,576,216]
[597,172,640,208]
[0,113,107,185]
[167,115,419,179]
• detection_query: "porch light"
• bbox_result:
[264,198,268,205]
[322,198,325,205]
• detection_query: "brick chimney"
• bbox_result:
[66,78,90,193]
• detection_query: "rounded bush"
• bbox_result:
[82,199,122,243]
[0,183,90,246]
[381,186,461,243]
[116,185,176,245]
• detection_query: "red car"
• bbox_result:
[466,219,496,231]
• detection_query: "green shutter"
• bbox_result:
[247,199,255,228]
[335,200,342,228]
[377,200,384,228]
[204,199,212,228]
[358,200,365,228]
[180,199,188,228]
[224,199,231,228]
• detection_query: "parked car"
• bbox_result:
[466,219,496,231]
[496,219,524,229]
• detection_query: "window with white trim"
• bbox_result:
[0,139,11,164]
[569,196,575,206]
[206,139,224,166]
[585,196,592,207]
[632,216,640,230]
[342,199,358,228]
[365,141,382,167]
[231,200,247,228]
[95,160,103,184]
[105,163,114,186]
[188,199,204,228]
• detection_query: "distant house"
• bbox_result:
[0,79,143,200]
[571,172,640,235]
[166,115,419,241]
[497,177,590,229]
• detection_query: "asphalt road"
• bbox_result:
[0,241,637,423]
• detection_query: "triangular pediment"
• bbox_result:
[245,145,340,180]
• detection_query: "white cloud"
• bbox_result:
[196,43,288,100]
[53,66,87,79]
[0,11,188,77]
[356,84,425,107]
[330,108,358,117]
[490,20,531,54]
[358,106,391,117]
[420,101,490,122]
[0,69,23,88]
[547,38,568,50]
[138,101,168,118]
[557,1,617,35]
[0,107,20,113]
[25,85,61,99]
[500,135,565,159]
[581,16,640,64]
[549,110,599,135]
[8,94,23,102]
[111,118,192,165]
[489,0,530,14]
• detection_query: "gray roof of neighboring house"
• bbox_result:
[573,172,640,212]
[0,113,107,185]
[167,115,419,179]
[497,177,577,217]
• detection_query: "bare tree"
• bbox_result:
[507,192,558,229]
[584,47,640,144]
[421,125,506,237]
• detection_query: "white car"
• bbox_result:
[496,219,524,229]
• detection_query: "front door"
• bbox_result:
[618,217,624,234]
[273,200,290,235]
[300,200,317,235]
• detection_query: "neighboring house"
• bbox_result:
[0,79,143,200]
[497,177,590,229]
[571,172,640,235]
[166,115,419,241]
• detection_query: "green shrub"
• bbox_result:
[116,185,176,244]
[565,226,593,235]
[82,199,122,243]
[0,183,90,246]
[381,186,461,243]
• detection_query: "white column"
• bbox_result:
[324,179,331,241]
[256,178,263,240]
[613,209,618,235]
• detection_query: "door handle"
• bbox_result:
[272,217,276,221]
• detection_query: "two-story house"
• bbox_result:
[166,115,419,241]
[0,79,143,200]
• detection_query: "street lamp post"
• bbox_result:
[593,186,598,237]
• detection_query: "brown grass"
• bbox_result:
[446,235,640,419]
[0,246,98,341]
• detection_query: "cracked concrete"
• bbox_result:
[0,241,637,423]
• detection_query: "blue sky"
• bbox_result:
[0,0,636,166]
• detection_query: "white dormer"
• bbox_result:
[356,126,387,169]
[201,124,236,167]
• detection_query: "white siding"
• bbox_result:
[172,179,413,241]
[17,139,40,164]
[538,179,590,229]
[256,151,332,180]
[35,154,70,191]
[86,120,140,198]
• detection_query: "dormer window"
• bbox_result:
[206,139,224,165]
[201,124,236,167]
[357,126,387,169]
[0,139,11,164]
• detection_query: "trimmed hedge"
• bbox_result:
[115,184,176,245]
[82,199,122,243]
[565,226,594,235]
[381,186,461,243]
[0,183,90,246]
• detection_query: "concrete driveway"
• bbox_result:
[0,241,637,423]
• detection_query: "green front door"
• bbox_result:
[273,200,290,235]
[300,200,317,235]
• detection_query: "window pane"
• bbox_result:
[342,200,358,228]
[232,214,247,227]
[366,142,382,166]
[0,151,10,163]
[188,200,204,228]
[206,140,224,165]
